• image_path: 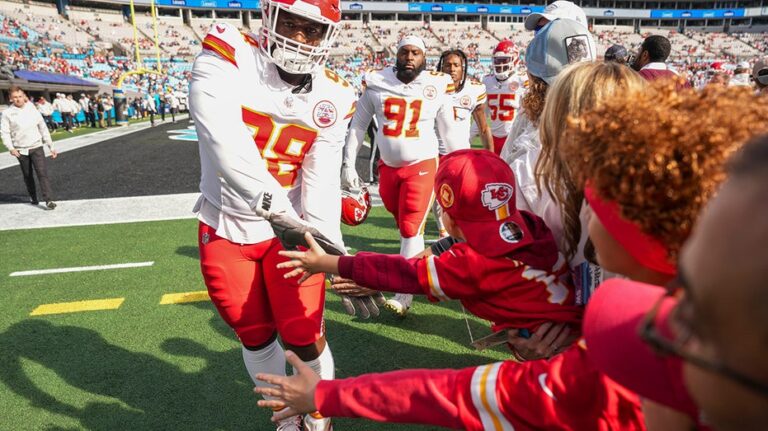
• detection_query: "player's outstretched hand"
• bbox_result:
[254,351,320,421]
[278,232,329,283]
[507,322,577,360]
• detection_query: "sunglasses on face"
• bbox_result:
[639,271,768,397]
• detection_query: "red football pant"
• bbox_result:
[198,222,325,347]
[492,135,507,156]
[378,158,437,238]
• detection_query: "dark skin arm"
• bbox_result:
[472,103,494,152]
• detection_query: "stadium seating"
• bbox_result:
[687,30,762,59]
[485,22,532,52]
[134,14,199,57]
[369,21,444,56]
[2,0,767,96]
[429,21,498,57]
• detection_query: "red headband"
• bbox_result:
[585,185,676,276]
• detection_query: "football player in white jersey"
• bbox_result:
[342,35,459,316]
[189,0,356,428]
[437,49,492,154]
[482,39,527,156]
[432,49,492,237]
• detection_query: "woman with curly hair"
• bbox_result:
[571,82,768,429]
[567,83,768,280]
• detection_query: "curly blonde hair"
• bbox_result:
[521,75,548,124]
[566,82,768,258]
[536,62,647,260]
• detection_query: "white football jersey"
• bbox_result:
[482,73,527,138]
[347,67,455,168]
[438,78,487,155]
[190,23,357,245]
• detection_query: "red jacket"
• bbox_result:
[316,344,645,430]
[638,64,692,89]
[338,211,583,332]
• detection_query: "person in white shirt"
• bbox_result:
[341,35,459,316]
[166,92,178,122]
[730,61,752,87]
[145,93,156,126]
[480,40,527,155]
[79,93,92,127]
[1,86,57,209]
[52,93,72,132]
[101,95,113,127]
[36,96,56,131]
[190,1,356,428]
[66,94,81,128]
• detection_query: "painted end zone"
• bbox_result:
[30,298,125,316]
[160,291,210,305]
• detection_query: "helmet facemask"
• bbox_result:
[493,56,514,80]
[260,1,339,75]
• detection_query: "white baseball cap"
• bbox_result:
[524,1,588,31]
[397,35,426,53]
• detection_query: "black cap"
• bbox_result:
[605,44,628,63]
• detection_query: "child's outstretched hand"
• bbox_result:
[254,350,320,420]
[278,232,333,284]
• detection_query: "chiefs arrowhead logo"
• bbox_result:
[481,183,513,210]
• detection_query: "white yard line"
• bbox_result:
[1,186,382,231]
[11,261,154,277]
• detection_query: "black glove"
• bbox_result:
[338,291,387,319]
[256,208,346,256]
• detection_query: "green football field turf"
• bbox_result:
[0,207,509,430]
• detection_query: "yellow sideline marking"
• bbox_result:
[30,298,125,316]
[159,291,210,305]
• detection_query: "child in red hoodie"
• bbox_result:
[279,149,582,342]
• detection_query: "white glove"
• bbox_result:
[341,163,362,190]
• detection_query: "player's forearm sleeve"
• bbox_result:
[337,253,423,294]
[190,52,292,213]
[315,368,475,429]
[301,133,345,246]
[343,90,374,167]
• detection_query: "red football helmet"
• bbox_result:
[260,0,341,74]
[341,187,371,226]
[492,39,520,80]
